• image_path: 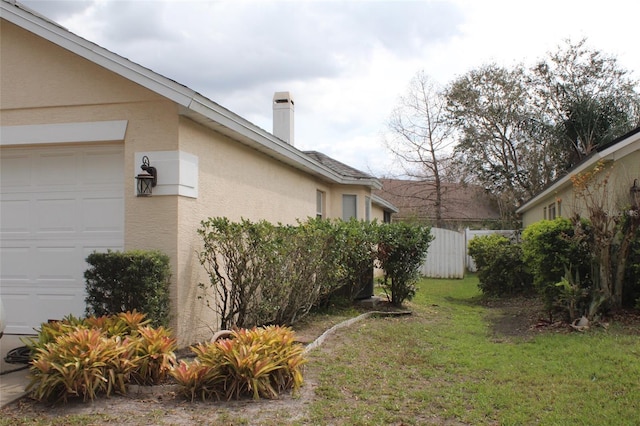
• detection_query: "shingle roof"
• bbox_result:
[303,151,376,181]
[374,179,501,222]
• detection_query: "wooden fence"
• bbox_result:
[420,228,515,279]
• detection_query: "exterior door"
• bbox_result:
[0,144,124,334]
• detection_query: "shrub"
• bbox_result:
[197,217,372,329]
[85,250,171,328]
[377,222,433,306]
[521,217,592,312]
[468,234,533,296]
[331,219,379,302]
[172,325,306,401]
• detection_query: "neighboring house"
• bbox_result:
[517,127,640,227]
[0,1,396,345]
[374,179,502,230]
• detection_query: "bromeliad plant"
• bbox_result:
[27,328,133,403]
[26,311,177,403]
[171,325,306,401]
[127,325,177,385]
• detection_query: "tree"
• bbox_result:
[445,64,556,226]
[385,71,455,227]
[570,161,640,314]
[532,39,640,170]
[444,40,640,225]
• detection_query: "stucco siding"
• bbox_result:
[174,118,337,342]
[521,148,640,228]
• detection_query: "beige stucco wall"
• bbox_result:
[521,148,640,228]
[174,118,342,342]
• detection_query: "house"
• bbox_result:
[516,127,640,227]
[374,179,502,229]
[0,0,396,345]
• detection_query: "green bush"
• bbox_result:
[84,250,171,328]
[331,219,379,302]
[197,217,380,330]
[377,222,433,306]
[171,325,306,401]
[468,234,532,296]
[521,217,592,312]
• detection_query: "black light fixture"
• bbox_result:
[631,179,640,209]
[135,156,157,197]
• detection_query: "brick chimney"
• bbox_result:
[273,91,294,145]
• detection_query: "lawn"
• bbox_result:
[307,276,640,425]
[2,276,639,425]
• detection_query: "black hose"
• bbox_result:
[4,346,32,364]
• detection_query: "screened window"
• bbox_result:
[342,194,357,220]
[548,203,556,220]
[365,196,371,221]
[316,190,325,219]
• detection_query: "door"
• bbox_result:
[0,144,124,334]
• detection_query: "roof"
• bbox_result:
[0,0,381,190]
[516,126,640,214]
[375,179,501,222]
[303,151,381,188]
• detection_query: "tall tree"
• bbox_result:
[445,64,556,225]
[385,71,455,227]
[532,39,640,169]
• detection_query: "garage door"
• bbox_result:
[0,144,124,334]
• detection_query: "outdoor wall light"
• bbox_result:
[631,179,640,209]
[135,156,157,197]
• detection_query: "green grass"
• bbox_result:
[307,276,640,425]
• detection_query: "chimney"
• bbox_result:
[273,91,294,145]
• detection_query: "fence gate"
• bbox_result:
[420,228,465,279]
[420,228,516,278]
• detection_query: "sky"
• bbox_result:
[19,0,640,177]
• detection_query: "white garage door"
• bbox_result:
[0,144,124,334]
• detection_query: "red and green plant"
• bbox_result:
[171,325,306,401]
[26,311,176,403]
[27,328,133,403]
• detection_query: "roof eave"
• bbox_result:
[516,129,640,214]
[371,194,398,213]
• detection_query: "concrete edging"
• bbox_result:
[303,310,412,354]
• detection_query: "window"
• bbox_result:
[548,203,556,220]
[316,190,325,219]
[543,206,547,220]
[365,196,371,221]
[383,211,392,223]
[342,194,357,220]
